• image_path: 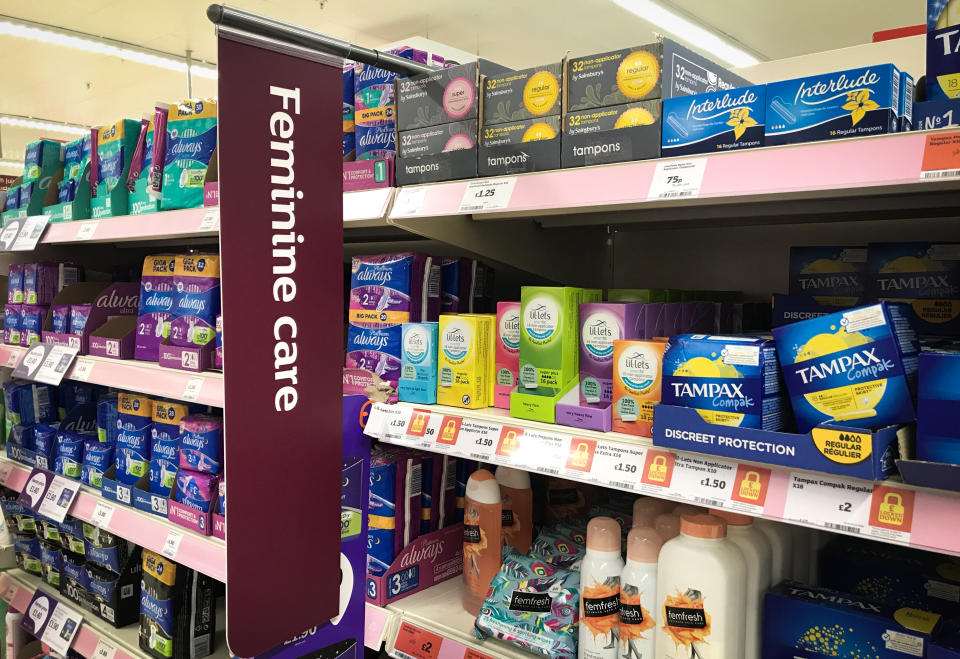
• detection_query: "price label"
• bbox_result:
[920,131,960,180]
[12,215,51,251]
[62,205,72,220]
[22,591,54,637]
[393,622,443,659]
[455,420,500,462]
[0,461,14,485]
[115,485,131,505]
[90,501,115,530]
[463,651,495,659]
[6,349,21,368]
[458,177,517,213]
[4,583,18,603]
[198,207,220,231]
[93,639,118,659]
[782,472,872,534]
[37,475,80,523]
[20,469,52,509]
[667,454,738,509]
[40,600,83,656]
[0,219,23,251]
[510,429,567,476]
[182,376,204,402]
[344,188,391,222]
[390,187,428,218]
[71,358,94,382]
[647,158,707,200]
[161,529,184,559]
[588,441,646,490]
[75,221,99,241]
[382,406,413,444]
[13,343,79,385]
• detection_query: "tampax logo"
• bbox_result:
[523,295,561,344]
[787,587,882,612]
[794,347,892,384]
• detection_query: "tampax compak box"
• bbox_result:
[662,85,766,157]
[765,64,901,146]
[927,0,960,101]
[562,101,662,167]
[565,39,752,111]
[789,246,867,307]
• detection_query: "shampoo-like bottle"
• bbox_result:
[462,469,502,615]
[754,518,793,586]
[654,513,680,542]
[633,497,670,529]
[496,465,533,554]
[620,527,662,659]
[580,517,624,659]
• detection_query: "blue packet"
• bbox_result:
[59,381,102,420]
[4,381,56,425]
[40,541,61,587]
[3,304,21,345]
[662,85,766,156]
[55,430,90,479]
[33,423,58,460]
[14,534,42,575]
[82,440,113,489]
[97,393,119,444]
[59,518,87,555]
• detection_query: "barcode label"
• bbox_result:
[694,497,725,508]
[607,481,633,491]
[470,453,487,461]
[193,635,211,658]
[922,169,960,179]
[825,522,861,534]
[460,205,485,211]
[659,190,695,198]
[538,468,560,475]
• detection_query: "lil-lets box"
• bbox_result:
[398,322,438,404]
[578,303,645,406]
[495,302,520,409]
[612,339,666,437]
[766,65,901,146]
[763,581,940,659]
[662,85,766,156]
[437,314,493,409]
[773,302,919,433]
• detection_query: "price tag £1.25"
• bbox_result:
[458,177,517,213]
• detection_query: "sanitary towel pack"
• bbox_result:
[136,255,177,361]
[169,254,220,348]
[116,393,152,486]
[161,98,217,210]
[367,448,422,577]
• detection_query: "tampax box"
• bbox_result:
[763,581,940,659]
[662,85,766,156]
[917,349,960,464]
[396,59,511,130]
[518,287,601,397]
[561,101,662,167]
[437,314,493,409]
[565,39,752,111]
[578,302,645,406]
[927,0,960,100]
[661,334,785,430]
[495,302,521,409]
[398,322,439,405]
[612,339,667,437]
[482,63,563,125]
[765,65,901,147]
[911,98,960,130]
[772,302,920,433]
[868,242,960,336]
[771,294,849,328]
[789,246,868,307]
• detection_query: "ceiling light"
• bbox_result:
[0,16,218,79]
[610,0,760,68]
[0,115,89,136]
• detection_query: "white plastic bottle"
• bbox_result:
[654,513,680,542]
[656,514,746,659]
[580,517,624,659]
[620,527,662,659]
[633,497,671,529]
[713,510,771,659]
[672,503,706,517]
[754,518,793,586]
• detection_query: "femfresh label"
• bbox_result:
[664,606,707,628]
[663,85,765,156]
[509,591,552,613]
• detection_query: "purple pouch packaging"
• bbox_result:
[20,305,49,346]
[681,301,715,333]
[214,314,222,369]
[8,264,23,304]
[136,255,176,361]
[578,302,645,406]
[174,469,219,512]
[662,302,683,337]
[70,304,92,336]
[349,253,437,328]
[367,450,422,576]
[23,263,62,306]
[178,415,223,475]
[343,65,356,161]
[3,304,21,345]
[169,254,220,348]
[150,399,200,496]
[356,123,397,160]
[51,305,71,334]
[440,257,478,314]
[644,302,664,339]
[217,480,225,516]
[345,325,402,383]
[82,440,114,489]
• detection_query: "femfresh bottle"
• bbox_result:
[620,527,662,659]
[791,525,811,582]
[580,517,624,659]
[672,503,706,517]
[654,513,680,542]
[633,497,671,529]
[656,514,746,659]
[754,518,793,586]
[712,510,771,659]
[462,469,502,615]
[496,466,533,554]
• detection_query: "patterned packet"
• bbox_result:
[531,526,586,571]
[474,549,580,659]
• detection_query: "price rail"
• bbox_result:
[365,402,960,556]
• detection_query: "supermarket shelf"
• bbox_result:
[0,345,224,408]
[382,578,532,659]
[365,603,395,651]
[386,131,960,229]
[344,188,394,226]
[366,402,960,557]
[0,457,226,582]
[41,207,219,245]
[0,569,227,659]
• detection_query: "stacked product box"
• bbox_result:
[395,59,510,185]
[911,98,960,130]
[563,38,751,167]
[927,0,960,101]
[18,139,64,216]
[479,63,565,175]
[662,84,767,156]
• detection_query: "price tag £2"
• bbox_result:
[393,622,443,659]
[782,472,872,534]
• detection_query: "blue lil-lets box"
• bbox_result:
[765,64,900,146]
[763,581,940,659]
[772,302,919,433]
[662,84,766,156]
[868,242,960,336]
[398,322,438,404]
[917,349,960,464]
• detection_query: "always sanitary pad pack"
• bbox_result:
[161,99,217,210]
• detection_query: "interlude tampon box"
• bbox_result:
[399,322,439,404]
[578,303,645,406]
[495,302,520,409]
[662,85,766,156]
[765,65,900,146]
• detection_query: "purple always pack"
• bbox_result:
[349,253,439,328]
[70,304,92,335]
[170,254,220,348]
[4,304,21,345]
[178,415,223,475]
[345,325,402,384]
[8,264,23,304]
[136,255,176,360]
[579,302,645,406]
[174,469,219,512]
[51,305,71,334]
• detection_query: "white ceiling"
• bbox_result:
[0,0,922,170]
